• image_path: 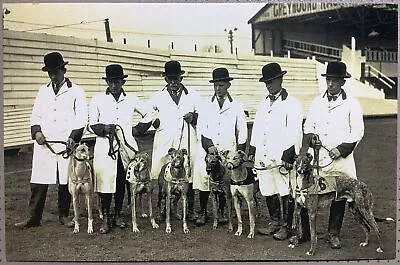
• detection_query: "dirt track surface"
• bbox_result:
[4,118,397,262]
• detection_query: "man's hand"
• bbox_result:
[66,137,76,152]
[329,148,341,160]
[282,161,293,170]
[207,146,218,155]
[248,154,255,162]
[104,124,116,135]
[35,131,46,145]
[183,112,194,124]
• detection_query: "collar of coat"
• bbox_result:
[266,88,288,101]
[105,87,127,97]
[322,89,347,101]
[211,93,233,103]
[162,84,188,95]
[47,77,72,89]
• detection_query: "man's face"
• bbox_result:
[326,77,345,95]
[213,80,230,98]
[264,77,282,95]
[47,68,66,86]
[165,76,182,91]
[106,78,124,94]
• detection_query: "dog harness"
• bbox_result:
[230,167,256,186]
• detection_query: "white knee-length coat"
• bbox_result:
[250,91,303,196]
[89,91,149,193]
[193,95,248,191]
[30,81,88,185]
[303,91,364,179]
[146,86,200,180]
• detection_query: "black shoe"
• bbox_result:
[258,221,280,235]
[114,214,126,228]
[99,216,111,234]
[15,218,40,228]
[327,234,342,249]
[195,211,207,227]
[59,216,74,228]
[273,226,289,240]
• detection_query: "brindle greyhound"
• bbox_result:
[67,143,94,234]
[223,150,257,239]
[158,148,190,234]
[126,152,159,233]
[290,134,394,255]
[205,152,233,231]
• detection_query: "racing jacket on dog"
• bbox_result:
[302,90,364,179]
[30,79,88,185]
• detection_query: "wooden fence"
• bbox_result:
[3,30,319,149]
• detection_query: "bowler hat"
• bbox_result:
[41,52,69,72]
[102,64,128,80]
[259,63,287,82]
[209,68,234,83]
[321,61,351,78]
[162,61,185,77]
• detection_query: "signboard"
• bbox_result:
[254,3,359,23]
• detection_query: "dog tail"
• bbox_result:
[374,216,395,222]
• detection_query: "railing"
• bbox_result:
[362,64,396,91]
[283,39,342,60]
[364,49,398,62]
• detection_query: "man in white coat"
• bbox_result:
[15,52,88,228]
[299,61,364,249]
[249,63,303,240]
[89,64,150,234]
[194,67,248,226]
[130,60,199,221]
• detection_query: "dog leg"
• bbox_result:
[182,195,189,234]
[72,192,80,234]
[97,193,103,220]
[232,192,242,236]
[139,193,148,218]
[165,184,172,233]
[86,191,93,234]
[148,189,159,229]
[131,186,140,233]
[227,192,233,232]
[212,192,218,229]
[288,204,301,249]
[306,198,318,256]
[246,194,256,239]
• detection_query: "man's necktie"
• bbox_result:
[327,94,338,102]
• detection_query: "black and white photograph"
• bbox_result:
[2,2,398,263]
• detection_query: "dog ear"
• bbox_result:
[168,148,176,156]
[180,149,188,155]
[221,150,229,157]
[237,150,247,161]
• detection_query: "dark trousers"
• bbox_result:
[328,199,346,235]
[27,183,71,222]
[114,153,125,215]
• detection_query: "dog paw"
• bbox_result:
[140,213,148,218]
[183,228,190,234]
[235,230,242,236]
[87,225,93,234]
[151,221,159,229]
[99,214,104,220]
[247,232,254,239]
[132,227,140,233]
[166,225,172,234]
[376,247,384,253]
[288,244,295,249]
[360,242,368,247]
[213,221,218,229]
[306,250,315,256]
[73,228,79,234]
